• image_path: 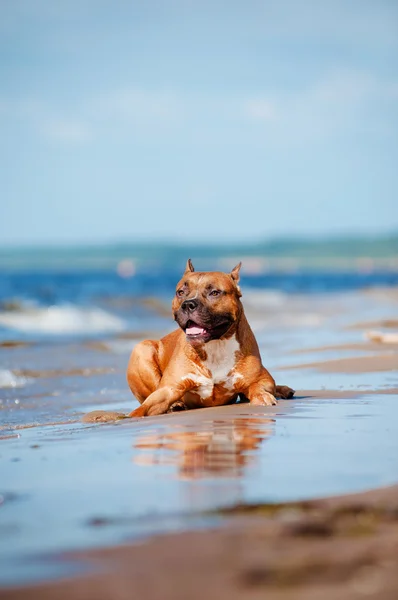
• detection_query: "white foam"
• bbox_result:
[0,369,31,389]
[102,340,136,354]
[0,305,125,335]
[244,290,288,309]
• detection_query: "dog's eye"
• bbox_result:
[177,289,185,297]
[210,290,221,297]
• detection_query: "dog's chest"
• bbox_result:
[204,337,239,384]
[187,337,242,401]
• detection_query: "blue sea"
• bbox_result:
[1,241,398,587]
[0,240,397,342]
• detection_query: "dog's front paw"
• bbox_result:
[167,400,188,413]
[275,385,295,399]
[250,392,277,406]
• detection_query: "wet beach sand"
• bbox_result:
[2,484,398,600]
[1,287,398,599]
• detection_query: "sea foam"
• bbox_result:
[0,305,125,335]
[0,369,31,388]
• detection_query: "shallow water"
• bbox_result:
[0,279,398,586]
[1,392,398,585]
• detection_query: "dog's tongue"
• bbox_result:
[186,325,206,336]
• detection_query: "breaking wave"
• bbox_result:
[0,369,32,389]
[244,289,288,308]
[0,305,125,335]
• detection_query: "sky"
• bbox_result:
[1,0,398,246]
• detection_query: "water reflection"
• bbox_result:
[133,416,274,479]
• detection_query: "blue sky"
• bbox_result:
[1,0,397,245]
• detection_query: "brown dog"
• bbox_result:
[127,260,294,417]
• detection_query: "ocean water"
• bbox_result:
[0,250,397,426]
[0,237,397,336]
[1,245,398,586]
[1,262,398,340]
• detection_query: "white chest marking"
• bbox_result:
[204,336,240,383]
[183,336,242,400]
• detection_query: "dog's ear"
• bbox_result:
[230,262,242,297]
[184,259,195,273]
[230,262,242,283]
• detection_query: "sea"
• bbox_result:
[1,239,398,586]
[1,238,398,341]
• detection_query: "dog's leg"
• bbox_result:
[128,374,200,417]
[127,340,162,404]
[246,374,277,406]
[275,385,295,399]
[128,384,191,418]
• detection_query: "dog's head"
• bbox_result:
[172,259,243,345]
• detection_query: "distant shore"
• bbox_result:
[0,232,397,272]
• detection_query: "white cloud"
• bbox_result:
[245,99,276,122]
[1,68,397,150]
[0,96,93,144]
[243,69,398,146]
[89,87,183,133]
[0,86,186,146]
[308,70,379,105]
[40,118,92,143]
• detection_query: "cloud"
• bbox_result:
[243,69,398,146]
[0,86,183,144]
[0,96,92,145]
[245,99,276,122]
[40,118,92,143]
[1,67,397,150]
[89,87,183,131]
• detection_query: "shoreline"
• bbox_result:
[1,384,397,434]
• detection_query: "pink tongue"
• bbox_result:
[186,326,206,336]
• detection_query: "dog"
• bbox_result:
[127,260,294,417]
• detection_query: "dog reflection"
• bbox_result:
[133,417,274,479]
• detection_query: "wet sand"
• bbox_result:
[1,289,397,599]
[279,353,398,374]
[2,484,398,600]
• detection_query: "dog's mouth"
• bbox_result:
[184,320,210,340]
[185,321,207,337]
[183,319,232,342]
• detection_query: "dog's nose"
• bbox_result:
[181,298,199,312]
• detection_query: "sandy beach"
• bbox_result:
[1,285,397,599]
[2,484,398,600]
